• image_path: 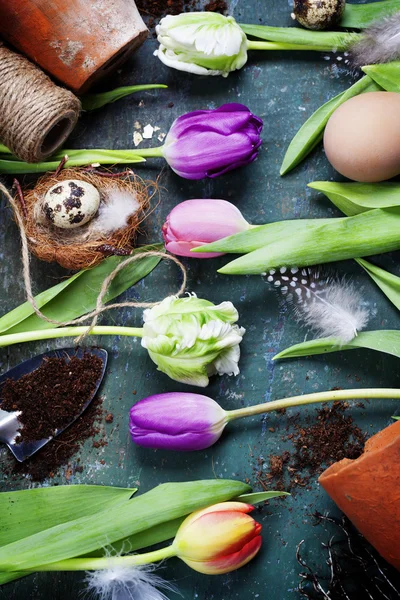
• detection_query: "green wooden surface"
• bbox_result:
[1,1,400,598]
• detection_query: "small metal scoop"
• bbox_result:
[0,348,107,462]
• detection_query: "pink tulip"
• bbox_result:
[162,199,250,258]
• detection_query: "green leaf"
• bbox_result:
[341,0,400,28]
[280,75,381,176]
[0,271,83,334]
[0,479,250,571]
[363,62,400,93]
[2,244,163,335]
[0,486,136,547]
[82,84,168,111]
[308,181,400,216]
[237,491,290,503]
[192,218,333,254]
[217,208,400,275]
[0,144,11,155]
[356,258,400,312]
[274,330,400,361]
[240,23,357,49]
[393,416,400,420]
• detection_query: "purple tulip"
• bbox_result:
[129,392,228,451]
[162,199,250,258]
[162,103,263,179]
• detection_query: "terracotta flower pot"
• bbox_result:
[319,420,400,571]
[0,0,148,93]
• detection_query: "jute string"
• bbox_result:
[0,44,81,162]
[0,182,187,343]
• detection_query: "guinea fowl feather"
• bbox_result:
[349,13,400,68]
[265,267,369,343]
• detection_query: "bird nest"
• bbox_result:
[16,168,152,270]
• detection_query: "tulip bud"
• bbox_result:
[162,103,263,180]
[172,502,262,575]
[162,199,251,258]
[141,294,245,387]
[155,12,248,77]
[130,392,228,451]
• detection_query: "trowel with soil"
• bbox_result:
[0,348,107,462]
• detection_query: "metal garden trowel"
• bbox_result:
[0,348,107,462]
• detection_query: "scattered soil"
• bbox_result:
[1,353,104,443]
[255,402,367,493]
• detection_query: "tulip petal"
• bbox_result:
[182,535,262,575]
[165,240,224,259]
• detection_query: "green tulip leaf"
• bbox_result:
[308,181,400,216]
[340,0,400,28]
[280,75,381,176]
[217,208,400,275]
[363,62,400,92]
[81,84,168,111]
[240,23,356,49]
[274,330,400,361]
[0,244,163,335]
[356,259,400,312]
[237,491,290,503]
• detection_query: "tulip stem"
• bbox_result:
[226,388,400,421]
[32,545,177,572]
[246,41,347,52]
[0,326,144,348]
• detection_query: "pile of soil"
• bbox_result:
[1,353,113,482]
[255,402,367,493]
[1,353,104,442]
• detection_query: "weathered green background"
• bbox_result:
[1,1,399,598]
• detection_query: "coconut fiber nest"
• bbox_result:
[18,168,151,270]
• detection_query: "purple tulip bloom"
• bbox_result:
[162,199,250,258]
[163,103,263,180]
[130,392,228,451]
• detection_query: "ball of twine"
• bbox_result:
[0,44,81,162]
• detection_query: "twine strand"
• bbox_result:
[0,44,80,162]
[0,181,187,343]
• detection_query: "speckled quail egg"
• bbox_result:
[291,0,345,30]
[43,180,100,229]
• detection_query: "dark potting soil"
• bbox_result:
[3,395,110,482]
[255,402,367,493]
[1,353,104,443]
[136,0,228,30]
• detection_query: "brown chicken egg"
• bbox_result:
[324,92,400,182]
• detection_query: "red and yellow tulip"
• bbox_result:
[172,501,262,574]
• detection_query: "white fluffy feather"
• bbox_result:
[266,267,369,343]
[350,13,400,68]
[85,564,177,600]
[93,190,140,235]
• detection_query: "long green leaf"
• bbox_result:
[274,330,400,361]
[356,258,400,311]
[340,0,400,28]
[0,271,83,334]
[82,84,168,111]
[308,181,400,216]
[0,486,136,547]
[240,23,357,49]
[3,244,163,335]
[193,218,333,255]
[363,62,400,92]
[237,491,290,502]
[0,480,250,572]
[280,75,381,176]
[217,208,400,275]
